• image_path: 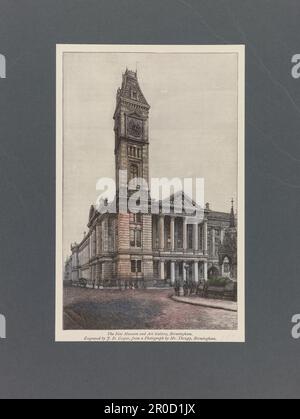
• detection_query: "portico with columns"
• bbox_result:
[151,195,211,286]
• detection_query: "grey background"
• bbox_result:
[0,0,299,399]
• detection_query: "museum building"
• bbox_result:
[65,69,237,288]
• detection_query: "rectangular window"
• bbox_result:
[199,225,203,250]
[136,230,142,248]
[128,146,142,159]
[187,224,193,249]
[130,229,135,247]
[135,213,142,224]
[131,260,142,273]
[137,260,142,273]
[130,229,142,247]
[131,260,136,273]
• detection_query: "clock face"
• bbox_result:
[127,117,143,139]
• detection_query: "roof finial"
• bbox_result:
[230,198,235,228]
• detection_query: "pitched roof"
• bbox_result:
[117,69,150,108]
[160,190,204,220]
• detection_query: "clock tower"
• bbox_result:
[113,69,153,286]
[113,69,150,194]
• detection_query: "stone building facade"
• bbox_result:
[65,69,237,288]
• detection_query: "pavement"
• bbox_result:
[64,287,238,330]
[172,295,238,312]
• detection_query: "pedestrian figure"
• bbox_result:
[183,281,189,296]
[203,282,209,298]
[190,281,195,296]
[174,280,180,296]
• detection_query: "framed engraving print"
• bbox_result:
[56,44,245,343]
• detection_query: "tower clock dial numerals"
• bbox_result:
[127,117,143,138]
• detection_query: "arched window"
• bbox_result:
[131,90,138,100]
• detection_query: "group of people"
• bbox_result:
[118,279,145,290]
[173,280,208,297]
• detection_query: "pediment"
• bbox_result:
[161,191,204,219]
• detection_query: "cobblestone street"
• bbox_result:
[64,287,238,330]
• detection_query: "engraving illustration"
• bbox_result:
[56,45,245,342]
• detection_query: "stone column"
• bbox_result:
[171,261,175,285]
[220,228,225,244]
[193,223,198,252]
[204,261,208,281]
[183,219,188,250]
[92,265,96,288]
[159,260,165,280]
[102,220,106,252]
[89,266,93,287]
[88,238,92,261]
[170,217,175,251]
[96,225,100,255]
[203,220,208,256]
[194,261,199,284]
[92,233,95,257]
[180,262,186,296]
[159,215,165,250]
[183,262,187,282]
[212,228,216,257]
[96,263,100,288]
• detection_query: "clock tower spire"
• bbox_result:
[113,69,150,195]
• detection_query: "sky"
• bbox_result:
[62,51,238,259]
